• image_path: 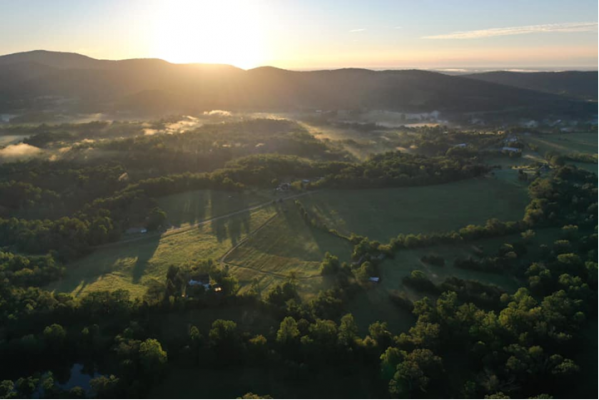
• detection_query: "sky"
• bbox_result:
[0,0,597,70]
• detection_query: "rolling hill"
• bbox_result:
[0,50,595,118]
[464,71,598,101]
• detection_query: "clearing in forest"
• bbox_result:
[299,177,529,243]
[157,189,274,229]
[47,207,277,298]
[526,132,598,155]
[348,228,561,335]
[224,204,353,297]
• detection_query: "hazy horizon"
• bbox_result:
[1,0,597,70]
[2,49,597,73]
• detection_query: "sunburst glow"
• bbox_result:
[151,0,269,69]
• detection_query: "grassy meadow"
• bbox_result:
[526,132,598,155]
[299,177,529,242]
[157,189,274,229]
[526,132,598,173]
[571,162,598,173]
[347,228,561,335]
[225,204,353,297]
[47,207,277,298]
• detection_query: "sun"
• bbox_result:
[151,0,268,69]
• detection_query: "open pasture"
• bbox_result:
[157,189,273,229]
[300,177,529,242]
[347,228,561,335]
[526,132,597,155]
[225,204,353,297]
[47,207,277,298]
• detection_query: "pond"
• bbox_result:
[57,363,103,392]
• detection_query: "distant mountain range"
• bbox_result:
[463,71,597,101]
[0,50,596,118]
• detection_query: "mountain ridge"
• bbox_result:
[464,70,598,100]
[0,50,595,118]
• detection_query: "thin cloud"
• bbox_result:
[423,22,598,39]
[393,26,402,29]
[349,28,366,33]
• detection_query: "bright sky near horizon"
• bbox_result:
[0,0,597,70]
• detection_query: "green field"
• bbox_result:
[347,228,561,335]
[157,189,274,229]
[47,207,277,298]
[299,177,529,242]
[225,205,353,297]
[527,132,598,155]
[571,162,598,173]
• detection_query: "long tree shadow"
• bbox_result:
[208,190,252,245]
[50,233,162,295]
[164,190,209,228]
[131,234,161,283]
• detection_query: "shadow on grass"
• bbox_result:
[209,190,252,246]
[163,190,270,229]
[267,204,352,264]
[51,234,161,295]
[162,190,209,228]
[132,235,160,283]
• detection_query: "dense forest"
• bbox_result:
[0,117,597,399]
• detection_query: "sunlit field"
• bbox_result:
[225,205,353,296]
[47,207,276,298]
